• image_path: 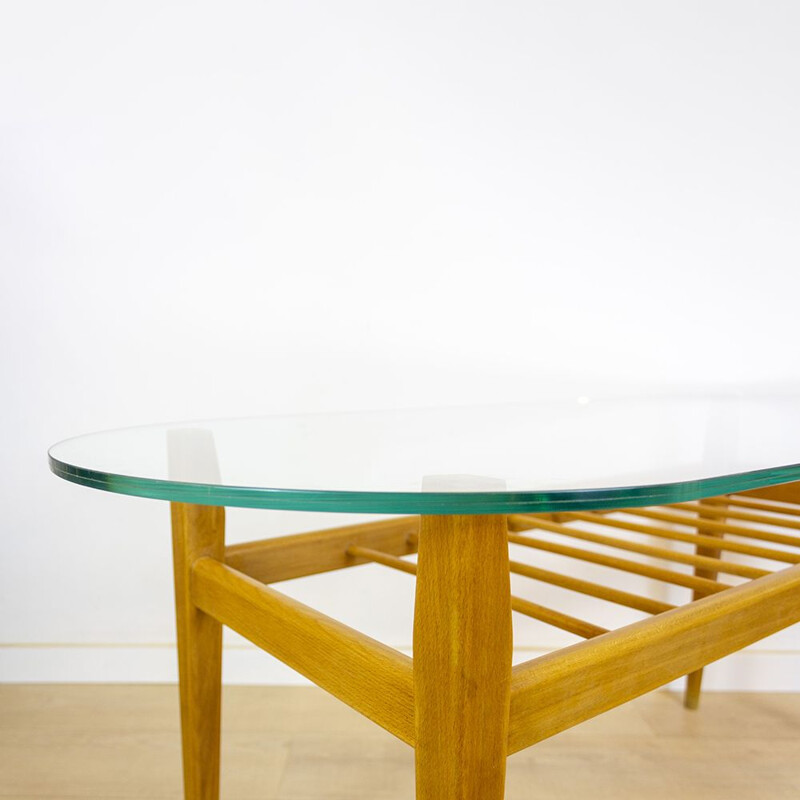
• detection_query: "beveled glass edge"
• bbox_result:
[48,453,800,514]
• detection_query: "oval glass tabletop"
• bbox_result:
[48,397,800,514]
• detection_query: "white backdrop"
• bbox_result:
[2,1,800,689]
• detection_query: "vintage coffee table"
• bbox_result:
[49,398,800,799]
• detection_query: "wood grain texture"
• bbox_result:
[5,685,800,800]
[224,516,419,583]
[508,562,800,754]
[171,502,225,800]
[413,515,512,800]
[191,556,415,746]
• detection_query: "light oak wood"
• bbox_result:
[684,497,727,709]
[739,480,800,504]
[190,556,415,746]
[674,501,800,534]
[507,531,730,595]
[225,516,419,583]
[724,493,800,516]
[171,502,225,800]
[619,506,800,552]
[509,557,674,614]
[509,512,767,579]
[347,544,608,638]
[413,514,512,800]
[4,685,800,800]
[508,562,800,754]
[567,510,800,563]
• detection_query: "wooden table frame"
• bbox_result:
[170,482,800,799]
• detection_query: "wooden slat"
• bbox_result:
[674,502,800,538]
[724,495,800,517]
[566,512,800,564]
[738,481,800,505]
[508,559,673,615]
[509,596,608,639]
[508,563,800,754]
[347,545,608,640]
[224,517,419,583]
[509,514,767,580]
[620,507,800,553]
[191,557,415,746]
[507,532,729,596]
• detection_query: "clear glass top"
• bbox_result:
[48,396,800,514]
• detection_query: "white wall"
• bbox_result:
[2,1,800,689]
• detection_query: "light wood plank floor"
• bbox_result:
[1,685,799,799]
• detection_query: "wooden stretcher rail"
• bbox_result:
[347,545,609,640]
[508,513,767,579]
[507,561,800,754]
[191,557,416,746]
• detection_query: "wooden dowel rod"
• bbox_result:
[508,559,674,615]
[507,533,728,596]
[409,532,670,613]
[224,517,419,584]
[566,512,800,564]
[723,495,800,517]
[347,546,608,640]
[509,515,767,580]
[510,596,609,640]
[346,545,418,575]
[672,502,800,538]
[618,508,800,553]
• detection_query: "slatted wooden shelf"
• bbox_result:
[330,496,800,646]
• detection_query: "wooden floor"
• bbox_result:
[1,685,799,799]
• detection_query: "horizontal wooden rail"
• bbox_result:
[224,517,419,583]
[347,545,608,639]
[507,532,728,596]
[724,495,800,517]
[566,512,800,564]
[191,557,415,746]
[508,559,673,615]
[508,563,800,754]
[620,508,800,554]
[509,514,767,580]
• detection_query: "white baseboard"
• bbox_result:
[1,644,799,691]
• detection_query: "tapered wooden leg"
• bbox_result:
[684,498,728,709]
[171,503,225,800]
[413,514,513,800]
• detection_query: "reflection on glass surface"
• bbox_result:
[48,396,800,513]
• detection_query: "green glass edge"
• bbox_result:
[48,454,800,514]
